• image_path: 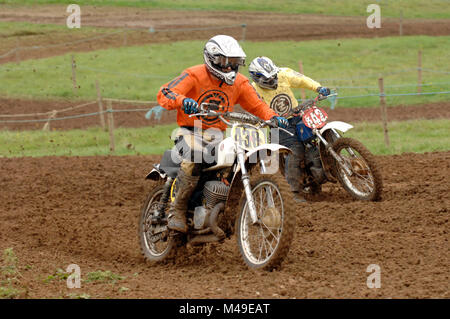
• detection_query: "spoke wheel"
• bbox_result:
[139,183,177,263]
[332,138,383,201]
[236,173,295,271]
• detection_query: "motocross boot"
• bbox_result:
[167,170,200,233]
[293,191,307,203]
[293,166,307,203]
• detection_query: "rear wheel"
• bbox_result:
[236,172,295,271]
[139,183,178,263]
[332,138,383,201]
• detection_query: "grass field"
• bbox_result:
[0,21,119,52]
[1,119,448,157]
[0,0,449,19]
[1,35,449,108]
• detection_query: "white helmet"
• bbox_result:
[203,35,246,85]
[248,56,280,90]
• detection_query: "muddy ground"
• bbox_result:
[0,4,449,300]
[1,5,450,64]
[0,151,448,299]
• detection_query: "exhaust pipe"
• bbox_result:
[209,202,225,240]
[187,202,225,245]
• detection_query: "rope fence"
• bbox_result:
[1,90,449,124]
[0,88,448,151]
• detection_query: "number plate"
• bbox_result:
[302,107,328,129]
[231,125,266,150]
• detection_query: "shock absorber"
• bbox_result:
[152,177,173,223]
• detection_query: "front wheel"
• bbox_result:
[235,172,295,271]
[139,182,178,263]
[332,137,383,201]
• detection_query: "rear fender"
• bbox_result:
[145,165,166,181]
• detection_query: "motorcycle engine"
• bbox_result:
[203,181,229,208]
[193,181,229,229]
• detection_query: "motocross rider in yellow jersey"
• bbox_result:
[249,56,331,202]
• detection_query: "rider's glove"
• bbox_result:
[271,116,289,129]
[317,87,331,96]
[182,98,199,115]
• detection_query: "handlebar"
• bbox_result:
[290,92,337,116]
[189,103,294,136]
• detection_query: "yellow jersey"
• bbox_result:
[251,67,321,118]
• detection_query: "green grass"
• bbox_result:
[43,268,70,283]
[344,119,450,154]
[1,35,449,107]
[0,21,121,54]
[0,124,178,157]
[0,120,448,157]
[0,248,23,299]
[0,0,449,19]
[85,270,124,284]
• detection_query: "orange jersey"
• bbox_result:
[157,64,277,130]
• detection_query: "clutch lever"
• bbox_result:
[263,120,295,137]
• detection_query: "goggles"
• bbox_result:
[213,55,245,69]
[254,72,278,86]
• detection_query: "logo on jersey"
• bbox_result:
[270,93,292,117]
[197,90,230,125]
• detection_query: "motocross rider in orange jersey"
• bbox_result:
[249,56,331,203]
[157,36,288,233]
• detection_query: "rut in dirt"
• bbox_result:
[0,152,448,298]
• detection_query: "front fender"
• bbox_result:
[244,143,291,162]
[319,121,353,135]
[232,143,291,176]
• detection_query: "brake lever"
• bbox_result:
[278,127,295,136]
[263,120,295,137]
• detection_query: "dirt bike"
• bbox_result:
[281,93,383,201]
[139,103,296,271]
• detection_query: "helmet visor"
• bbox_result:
[213,55,245,71]
[254,73,277,87]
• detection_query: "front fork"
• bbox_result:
[236,147,259,224]
[314,129,353,176]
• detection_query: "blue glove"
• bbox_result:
[271,116,289,129]
[182,98,198,115]
[317,87,331,96]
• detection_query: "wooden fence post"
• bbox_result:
[107,100,115,153]
[71,55,77,92]
[42,110,58,131]
[378,77,390,147]
[15,39,20,64]
[399,10,403,36]
[96,80,106,130]
[123,31,128,46]
[418,50,422,94]
[241,24,247,42]
[298,60,306,101]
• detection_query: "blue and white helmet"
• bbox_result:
[249,56,280,90]
[203,35,246,85]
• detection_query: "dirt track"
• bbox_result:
[0,151,448,298]
[1,5,450,64]
[1,4,449,300]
